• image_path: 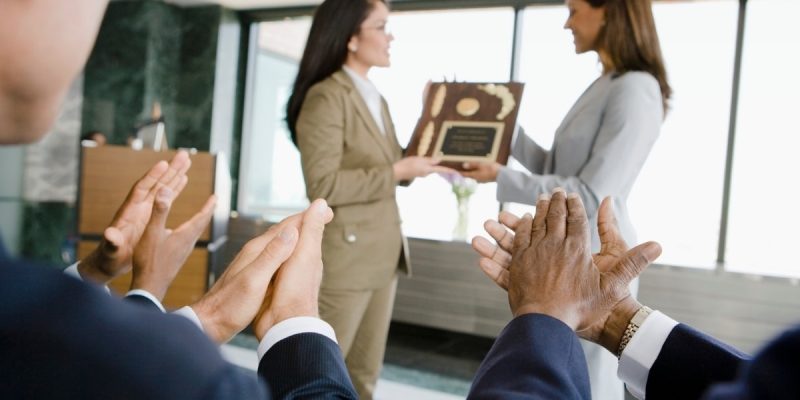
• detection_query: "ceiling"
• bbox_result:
[164,0,321,9]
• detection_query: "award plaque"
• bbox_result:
[406,81,524,170]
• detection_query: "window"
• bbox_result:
[629,0,738,268]
[238,19,311,220]
[237,1,797,279]
[726,0,800,278]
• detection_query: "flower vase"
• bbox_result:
[453,195,470,240]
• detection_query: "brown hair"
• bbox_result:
[286,0,388,145]
[587,0,671,114]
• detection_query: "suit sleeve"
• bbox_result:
[497,73,662,218]
[468,314,590,400]
[258,332,357,399]
[297,87,396,207]
[646,324,749,400]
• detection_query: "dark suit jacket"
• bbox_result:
[0,247,357,399]
[468,314,590,399]
[649,323,800,400]
[469,313,799,400]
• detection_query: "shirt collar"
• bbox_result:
[342,66,381,103]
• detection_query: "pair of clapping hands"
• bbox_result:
[76,150,332,343]
[472,189,663,353]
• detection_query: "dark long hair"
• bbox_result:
[286,0,387,145]
[587,0,672,114]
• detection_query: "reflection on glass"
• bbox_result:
[371,8,514,241]
[727,0,800,278]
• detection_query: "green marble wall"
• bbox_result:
[82,1,223,151]
[15,0,238,265]
[20,203,76,267]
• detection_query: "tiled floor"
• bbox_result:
[225,321,495,399]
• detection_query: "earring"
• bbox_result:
[349,45,358,52]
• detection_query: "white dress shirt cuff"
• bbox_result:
[618,310,679,399]
[64,261,111,294]
[125,289,166,313]
[176,306,205,331]
[257,317,338,361]
[63,262,82,279]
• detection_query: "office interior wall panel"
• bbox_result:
[393,239,512,337]
[78,146,215,241]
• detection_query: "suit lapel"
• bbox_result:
[381,99,402,161]
[333,71,395,163]
[555,74,608,135]
[549,74,609,172]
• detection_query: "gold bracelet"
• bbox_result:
[616,306,653,358]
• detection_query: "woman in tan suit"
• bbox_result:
[285,0,452,398]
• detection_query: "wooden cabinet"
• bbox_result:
[77,145,230,308]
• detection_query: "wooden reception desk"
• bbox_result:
[77,145,230,308]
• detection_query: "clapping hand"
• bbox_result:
[79,151,191,284]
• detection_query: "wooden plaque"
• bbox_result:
[406,82,524,170]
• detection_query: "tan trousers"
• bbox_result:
[319,275,398,400]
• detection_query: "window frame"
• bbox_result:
[234,0,800,282]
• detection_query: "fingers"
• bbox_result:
[609,241,662,287]
[597,196,627,252]
[512,213,533,254]
[172,175,189,197]
[566,192,590,243]
[129,160,169,201]
[160,151,192,194]
[478,257,510,290]
[545,189,568,240]
[293,199,333,261]
[483,219,514,253]
[430,165,457,175]
[471,236,512,267]
[498,211,521,231]
[100,226,124,257]
[243,226,299,287]
[530,194,550,244]
[149,187,175,230]
[222,212,305,281]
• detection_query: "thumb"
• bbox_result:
[296,199,333,258]
[609,241,662,286]
[146,187,175,234]
[176,195,216,238]
[597,196,627,252]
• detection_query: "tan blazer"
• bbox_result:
[296,70,410,290]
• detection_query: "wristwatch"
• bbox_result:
[616,306,653,358]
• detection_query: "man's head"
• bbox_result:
[0,0,109,144]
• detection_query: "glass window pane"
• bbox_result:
[239,19,311,220]
[371,8,515,241]
[511,5,601,218]
[726,0,800,278]
[629,0,737,268]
